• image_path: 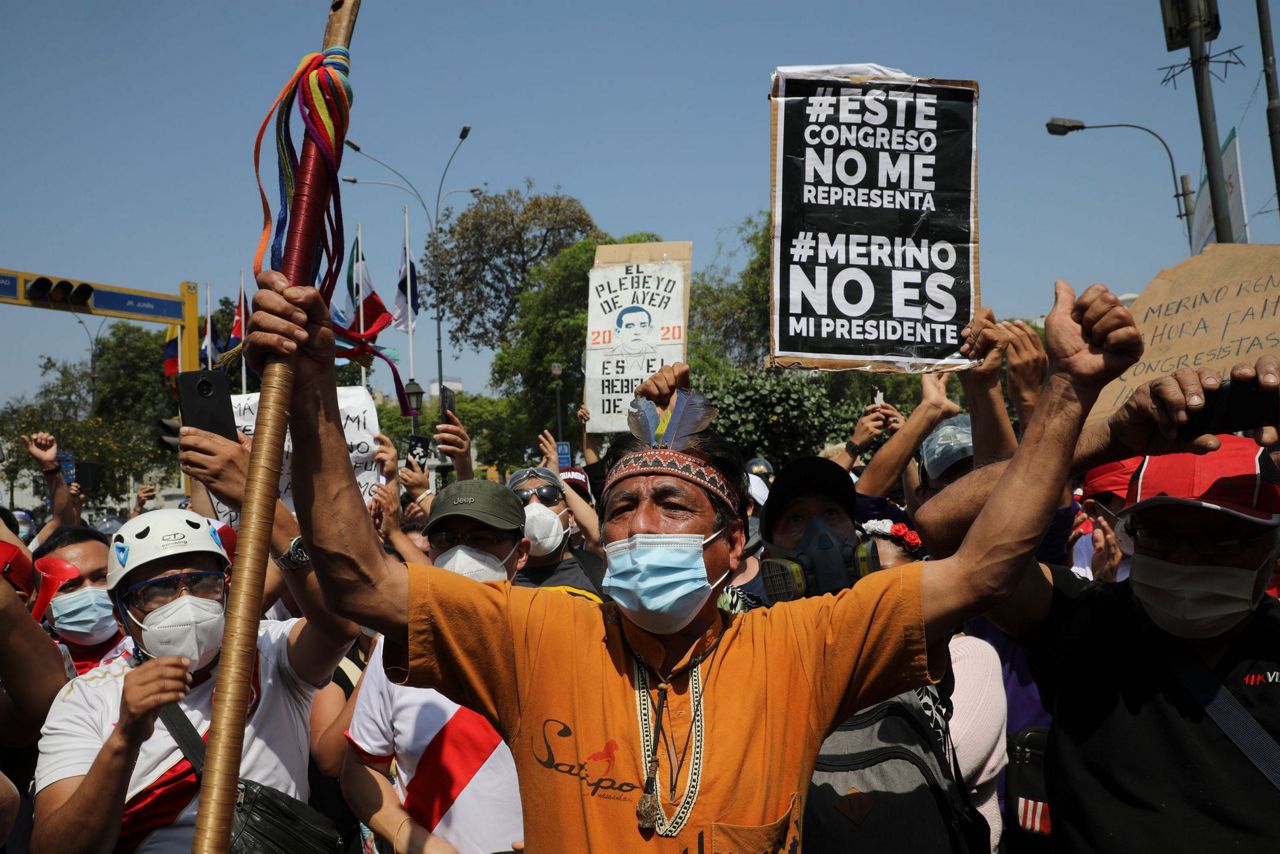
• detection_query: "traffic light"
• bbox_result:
[70,283,94,306]
[24,276,94,309]
[159,417,181,452]
[0,267,190,327]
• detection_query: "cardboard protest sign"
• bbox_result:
[211,386,383,526]
[769,65,979,371]
[1087,244,1280,425]
[584,241,691,433]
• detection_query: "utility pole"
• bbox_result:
[1185,0,1235,242]
[1258,0,1280,219]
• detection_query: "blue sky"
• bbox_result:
[4,1,1278,406]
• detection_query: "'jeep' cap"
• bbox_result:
[426,479,526,535]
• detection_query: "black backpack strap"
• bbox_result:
[158,703,207,779]
[1172,654,1280,792]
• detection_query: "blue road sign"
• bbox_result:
[93,288,184,321]
[0,274,17,300]
[56,451,75,486]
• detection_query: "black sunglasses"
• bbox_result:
[514,485,564,505]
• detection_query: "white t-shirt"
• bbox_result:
[347,638,523,854]
[56,633,133,679]
[36,618,317,853]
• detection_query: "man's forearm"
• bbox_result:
[44,470,78,527]
[32,733,138,854]
[1012,392,1040,431]
[187,479,217,521]
[289,374,404,634]
[917,416,1117,558]
[387,528,429,565]
[951,374,1092,604]
[341,753,419,847]
[856,400,946,497]
[272,501,358,642]
[0,584,65,742]
[561,480,600,548]
[583,427,600,465]
[960,376,1018,467]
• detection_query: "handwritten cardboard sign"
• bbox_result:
[1088,244,1280,424]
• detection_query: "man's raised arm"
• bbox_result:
[245,271,408,644]
[915,357,1277,560]
[919,282,1143,642]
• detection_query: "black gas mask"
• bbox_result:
[759,518,860,603]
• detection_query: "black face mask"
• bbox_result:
[759,519,860,603]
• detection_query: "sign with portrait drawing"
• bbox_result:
[584,241,691,433]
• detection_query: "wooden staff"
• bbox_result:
[192,2,361,851]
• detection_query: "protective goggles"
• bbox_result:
[121,571,226,613]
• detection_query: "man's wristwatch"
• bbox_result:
[273,536,312,572]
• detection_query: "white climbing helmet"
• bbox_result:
[107,508,230,591]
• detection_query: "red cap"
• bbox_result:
[0,542,34,597]
[1120,434,1280,526]
[560,467,593,504]
[1082,457,1142,501]
[216,524,238,568]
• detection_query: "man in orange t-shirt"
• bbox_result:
[245,272,1142,851]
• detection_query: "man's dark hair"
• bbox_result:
[615,306,652,329]
[0,507,17,537]
[603,430,748,529]
[33,526,110,562]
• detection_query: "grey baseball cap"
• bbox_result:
[920,414,974,481]
[506,466,559,489]
[426,480,526,535]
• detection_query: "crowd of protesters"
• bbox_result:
[0,272,1276,853]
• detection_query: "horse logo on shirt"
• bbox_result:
[533,719,639,800]
[585,739,619,775]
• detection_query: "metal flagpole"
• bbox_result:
[405,206,414,380]
[239,269,248,394]
[205,283,213,371]
[357,222,367,387]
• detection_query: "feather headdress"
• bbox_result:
[626,389,718,451]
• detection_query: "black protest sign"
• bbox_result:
[769,70,979,370]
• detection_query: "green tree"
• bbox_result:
[490,231,663,439]
[1,321,180,503]
[698,367,863,465]
[454,393,537,478]
[429,181,598,351]
[688,212,772,373]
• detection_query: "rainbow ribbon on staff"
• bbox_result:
[249,48,416,413]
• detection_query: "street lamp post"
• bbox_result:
[342,126,475,443]
[71,312,107,413]
[1046,117,1197,254]
[550,362,564,438]
[404,378,424,436]
[431,127,471,427]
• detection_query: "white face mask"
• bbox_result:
[1130,545,1278,639]
[136,595,225,671]
[524,502,569,557]
[436,544,514,582]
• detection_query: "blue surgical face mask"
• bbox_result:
[603,531,727,635]
[48,586,119,646]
